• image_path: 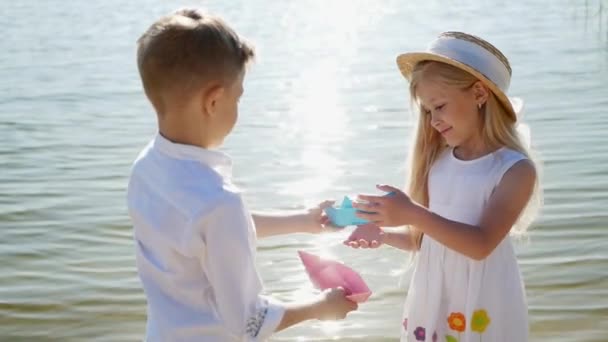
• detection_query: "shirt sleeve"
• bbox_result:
[199,196,285,341]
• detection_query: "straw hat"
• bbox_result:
[396,31,522,122]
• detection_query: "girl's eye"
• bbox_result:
[435,104,445,111]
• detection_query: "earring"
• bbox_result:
[478,103,482,110]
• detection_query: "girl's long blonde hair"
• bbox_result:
[406,61,542,249]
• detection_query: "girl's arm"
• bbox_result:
[344,225,419,251]
[383,228,419,251]
[355,160,536,260]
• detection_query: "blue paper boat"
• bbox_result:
[324,196,370,227]
[324,192,396,228]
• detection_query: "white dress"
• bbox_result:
[401,147,529,342]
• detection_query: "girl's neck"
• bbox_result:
[453,137,499,161]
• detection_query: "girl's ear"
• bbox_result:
[472,81,489,107]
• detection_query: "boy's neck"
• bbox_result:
[158,114,215,149]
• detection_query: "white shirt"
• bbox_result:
[127,134,285,342]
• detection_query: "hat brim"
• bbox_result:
[396,52,521,121]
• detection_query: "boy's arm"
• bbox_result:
[252,213,314,237]
[252,200,334,238]
[202,200,285,340]
[202,198,348,339]
[276,287,356,331]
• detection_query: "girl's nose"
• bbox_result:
[430,114,442,128]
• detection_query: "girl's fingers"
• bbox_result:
[355,210,380,221]
[376,184,400,193]
[345,236,380,249]
[352,201,377,211]
[356,216,383,226]
[356,194,387,204]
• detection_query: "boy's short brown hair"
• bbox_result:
[137,8,254,115]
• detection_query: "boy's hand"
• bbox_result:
[315,287,358,320]
[301,200,338,234]
[343,223,385,248]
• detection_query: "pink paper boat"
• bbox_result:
[298,250,371,303]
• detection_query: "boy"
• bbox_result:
[127,8,357,342]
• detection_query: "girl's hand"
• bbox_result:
[353,185,420,227]
[302,200,337,234]
[343,223,385,249]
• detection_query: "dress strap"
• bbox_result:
[493,149,529,188]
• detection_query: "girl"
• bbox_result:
[345,32,541,341]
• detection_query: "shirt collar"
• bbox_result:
[153,133,233,179]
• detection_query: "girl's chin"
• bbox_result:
[442,137,459,147]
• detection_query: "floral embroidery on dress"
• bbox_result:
[471,309,491,341]
[447,312,466,332]
[444,310,491,341]
[446,312,466,341]
[445,335,458,342]
[408,309,492,341]
[471,309,491,333]
[414,326,426,341]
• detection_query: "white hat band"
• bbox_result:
[427,36,511,92]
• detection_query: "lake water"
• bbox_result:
[1,0,607,341]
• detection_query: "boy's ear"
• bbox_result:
[202,85,225,117]
[472,81,489,106]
